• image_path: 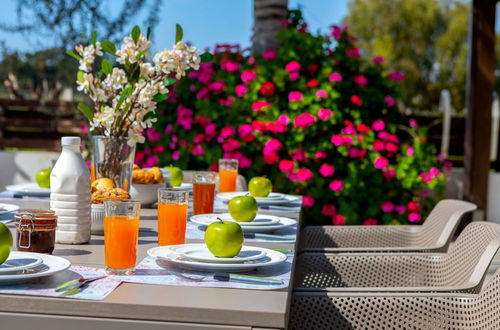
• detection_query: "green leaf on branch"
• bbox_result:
[101,41,117,55]
[175,24,183,43]
[200,52,214,63]
[163,78,176,86]
[135,50,147,60]
[153,93,168,102]
[116,85,133,111]
[77,103,94,121]
[132,25,141,43]
[143,111,157,121]
[101,60,113,75]
[146,27,152,39]
[91,31,97,46]
[66,50,81,61]
[77,71,85,82]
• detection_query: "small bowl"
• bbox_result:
[91,204,105,235]
[130,183,165,205]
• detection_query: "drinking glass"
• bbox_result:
[104,200,141,275]
[157,189,189,245]
[218,159,239,193]
[193,172,216,215]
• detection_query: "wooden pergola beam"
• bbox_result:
[464,0,497,215]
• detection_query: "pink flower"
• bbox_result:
[384,95,396,107]
[296,168,313,183]
[262,49,277,60]
[353,75,368,87]
[210,80,225,92]
[363,218,378,226]
[330,25,347,40]
[385,142,398,153]
[146,128,161,142]
[277,115,290,126]
[251,100,270,111]
[332,214,346,225]
[319,163,335,177]
[406,146,415,156]
[372,120,385,131]
[315,89,328,98]
[247,56,255,64]
[294,113,316,129]
[191,145,205,156]
[348,148,366,158]
[222,138,240,152]
[350,95,363,107]
[374,156,389,169]
[241,70,256,83]
[153,145,166,154]
[285,61,301,72]
[303,195,315,207]
[235,84,249,97]
[264,138,282,153]
[238,124,253,137]
[347,47,361,57]
[409,118,418,128]
[239,156,252,168]
[220,126,236,139]
[329,180,343,191]
[318,108,333,121]
[389,71,405,81]
[291,148,308,161]
[329,72,342,82]
[263,152,280,164]
[373,140,385,152]
[220,60,241,72]
[330,135,344,146]
[322,204,336,216]
[172,150,180,161]
[383,168,396,180]
[395,205,406,214]
[279,160,295,173]
[408,212,421,223]
[143,155,159,168]
[289,71,300,81]
[164,124,173,135]
[381,201,395,213]
[407,201,419,212]
[288,91,303,102]
[372,56,384,64]
[193,133,205,144]
[316,150,327,159]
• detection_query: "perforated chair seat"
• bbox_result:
[289,267,500,330]
[299,199,476,253]
[294,222,500,293]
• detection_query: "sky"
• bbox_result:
[0,0,349,54]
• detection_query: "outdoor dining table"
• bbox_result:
[0,198,301,330]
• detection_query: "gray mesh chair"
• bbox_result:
[289,267,500,330]
[299,199,476,253]
[294,222,500,293]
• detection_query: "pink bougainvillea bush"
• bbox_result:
[137,10,448,226]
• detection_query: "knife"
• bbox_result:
[244,233,295,241]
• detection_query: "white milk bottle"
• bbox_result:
[50,136,91,244]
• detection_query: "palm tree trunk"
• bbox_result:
[252,0,288,54]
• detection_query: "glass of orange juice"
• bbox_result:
[157,188,189,245]
[193,172,217,215]
[218,159,239,193]
[104,199,141,275]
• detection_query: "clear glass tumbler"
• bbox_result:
[193,172,217,215]
[157,189,189,245]
[218,159,239,193]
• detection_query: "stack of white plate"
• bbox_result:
[190,213,297,233]
[216,192,300,205]
[0,251,71,284]
[148,244,287,272]
[6,183,51,197]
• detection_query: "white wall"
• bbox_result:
[0,151,59,190]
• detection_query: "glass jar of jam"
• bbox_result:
[15,210,57,254]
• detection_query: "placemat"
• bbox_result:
[0,265,121,300]
[112,251,294,291]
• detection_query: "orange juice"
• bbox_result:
[219,169,238,192]
[193,182,215,215]
[158,203,188,245]
[104,216,139,270]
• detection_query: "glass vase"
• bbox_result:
[92,136,136,192]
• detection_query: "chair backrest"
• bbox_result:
[419,199,477,247]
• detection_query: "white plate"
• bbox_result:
[168,244,266,263]
[0,203,20,215]
[148,245,286,272]
[0,253,71,284]
[190,215,297,233]
[216,192,300,205]
[191,213,281,226]
[0,252,43,274]
[6,183,51,197]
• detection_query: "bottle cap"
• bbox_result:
[61,136,81,146]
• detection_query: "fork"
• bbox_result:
[55,275,106,296]
[172,270,284,285]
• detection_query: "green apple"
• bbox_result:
[0,222,13,265]
[163,166,183,187]
[35,168,52,188]
[248,177,272,197]
[205,218,244,258]
[228,195,258,222]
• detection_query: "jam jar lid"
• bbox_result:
[15,210,57,229]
